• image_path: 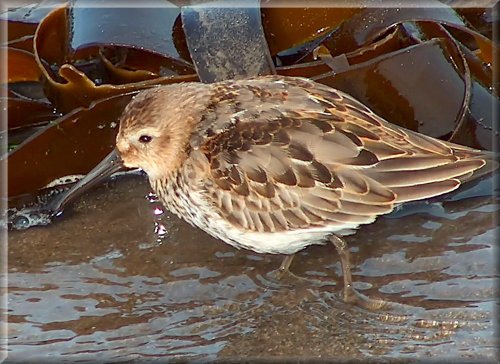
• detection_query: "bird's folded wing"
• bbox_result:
[194,76,486,233]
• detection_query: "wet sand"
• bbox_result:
[6,172,498,362]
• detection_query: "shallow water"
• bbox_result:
[6,173,498,362]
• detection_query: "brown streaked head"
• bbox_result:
[116,83,211,180]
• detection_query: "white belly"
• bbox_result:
[205,220,332,254]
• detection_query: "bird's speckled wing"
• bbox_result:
[192,76,485,233]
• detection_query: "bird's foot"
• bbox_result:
[263,254,309,287]
[266,266,308,285]
[342,284,390,311]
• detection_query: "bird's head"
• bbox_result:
[116,83,211,180]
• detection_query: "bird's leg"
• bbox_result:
[329,235,354,294]
[274,254,295,280]
[329,235,388,310]
[280,254,295,273]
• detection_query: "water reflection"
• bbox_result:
[9,264,262,361]
[7,173,497,361]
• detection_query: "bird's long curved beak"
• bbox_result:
[46,148,124,216]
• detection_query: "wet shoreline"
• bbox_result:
[7,173,497,362]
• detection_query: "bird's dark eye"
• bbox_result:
[138,135,153,144]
